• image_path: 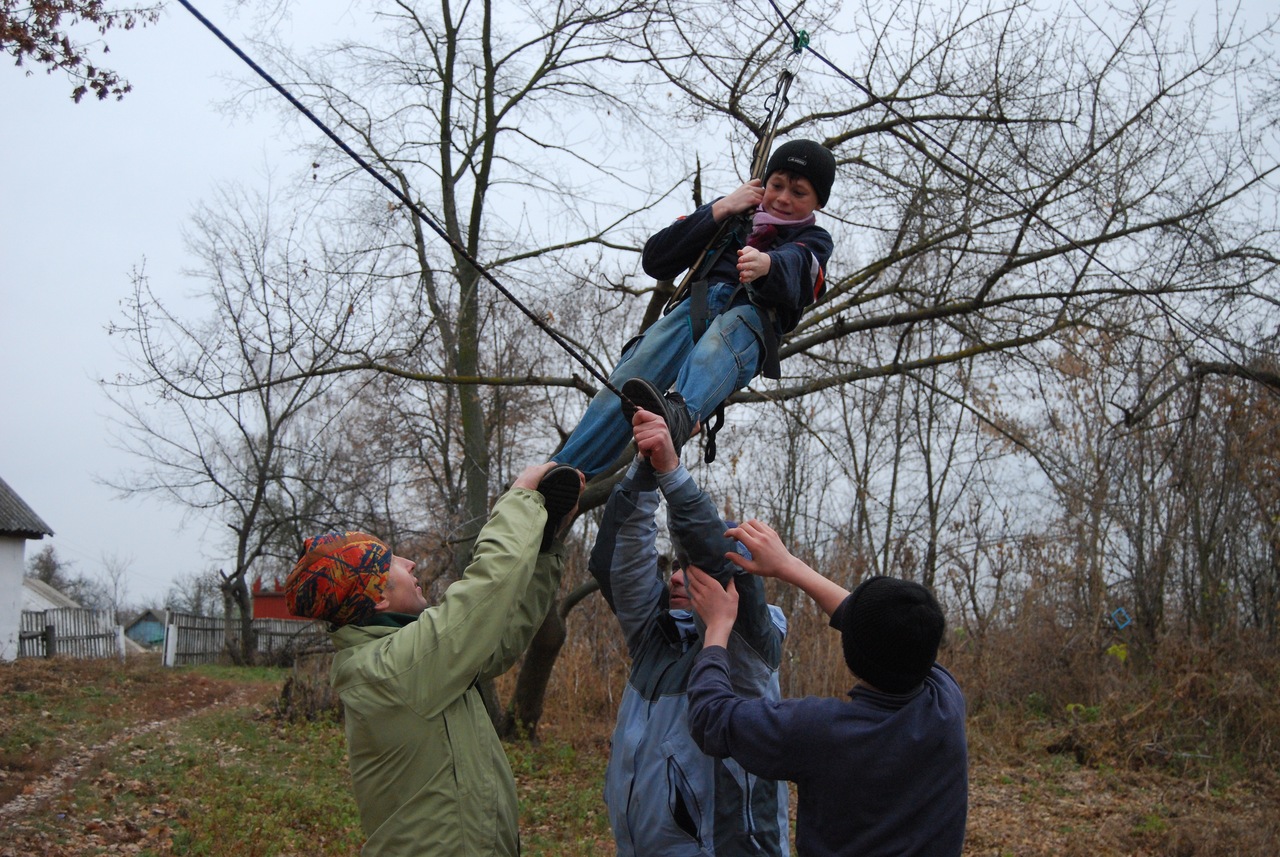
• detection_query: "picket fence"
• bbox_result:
[162,611,329,666]
[18,607,125,660]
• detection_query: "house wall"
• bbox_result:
[126,618,166,647]
[0,537,25,661]
[252,591,294,620]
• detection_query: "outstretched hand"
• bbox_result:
[737,246,772,283]
[726,520,852,617]
[686,565,738,647]
[723,519,800,580]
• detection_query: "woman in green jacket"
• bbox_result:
[285,462,582,856]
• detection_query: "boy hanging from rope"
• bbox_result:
[554,139,836,476]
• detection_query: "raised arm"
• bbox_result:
[588,459,666,654]
[634,411,781,657]
[478,546,565,680]
[641,181,763,282]
[386,485,546,716]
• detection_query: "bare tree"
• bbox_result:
[165,567,225,617]
[113,0,1279,726]
[97,552,131,622]
[25,543,107,608]
[104,185,392,661]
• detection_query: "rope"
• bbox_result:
[174,0,629,405]
[763,0,1280,408]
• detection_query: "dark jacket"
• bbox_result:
[642,201,833,334]
[688,594,968,857]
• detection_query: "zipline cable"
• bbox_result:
[174,0,630,404]
[765,0,1280,407]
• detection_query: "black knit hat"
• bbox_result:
[838,576,944,693]
[764,139,837,207]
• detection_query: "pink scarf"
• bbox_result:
[745,208,816,249]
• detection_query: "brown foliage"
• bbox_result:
[274,652,342,723]
[1,0,160,101]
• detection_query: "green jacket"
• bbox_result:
[330,487,563,856]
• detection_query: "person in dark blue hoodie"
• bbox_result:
[686,519,968,857]
[554,139,836,476]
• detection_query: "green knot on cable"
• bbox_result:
[792,30,809,53]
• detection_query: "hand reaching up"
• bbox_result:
[724,519,852,617]
[723,519,801,580]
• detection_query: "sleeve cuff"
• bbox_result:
[656,463,694,495]
[829,592,855,630]
[624,457,660,492]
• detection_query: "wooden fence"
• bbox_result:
[18,608,125,660]
[162,611,329,666]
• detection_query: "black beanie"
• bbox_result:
[764,139,836,207]
[838,576,944,693]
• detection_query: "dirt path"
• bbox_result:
[0,683,261,823]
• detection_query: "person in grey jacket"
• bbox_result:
[589,409,790,857]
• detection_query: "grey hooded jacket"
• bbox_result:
[590,459,789,857]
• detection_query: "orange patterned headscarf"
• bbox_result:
[285,531,391,626]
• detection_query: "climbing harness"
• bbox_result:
[662,68,796,320]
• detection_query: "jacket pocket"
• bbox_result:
[665,753,705,847]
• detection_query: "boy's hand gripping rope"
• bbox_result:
[174,0,633,410]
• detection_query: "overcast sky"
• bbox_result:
[2,0,1271,607]
[0,3,320,603]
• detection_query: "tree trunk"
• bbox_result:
[500,603,567,742]
[500,579,600,741]
[220,569,256,665]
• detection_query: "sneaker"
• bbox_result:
[621,378,694,456]
[536,464,582,552]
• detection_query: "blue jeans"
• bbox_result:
[555,283,764,476]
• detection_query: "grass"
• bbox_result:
[509,730,615,856]
[3,621,1280,856]
[127,712,364,856]
[0,656,614,856]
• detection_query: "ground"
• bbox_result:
[1,656,1277,856]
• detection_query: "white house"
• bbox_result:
[0,474,54,661]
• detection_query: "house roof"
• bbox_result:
[23,577,82,609]
[0,474,54,539]
[125,609,165,629]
